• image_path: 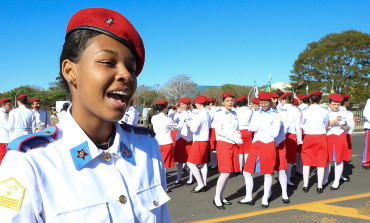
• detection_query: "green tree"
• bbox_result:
[134,90,166,107]
[290,30,370,106]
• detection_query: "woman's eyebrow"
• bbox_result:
[96,49,118,56]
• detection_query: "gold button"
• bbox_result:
[153,201,158,207]
[103,152,111,162]
[119,195,127,204]
[44,131,51,135]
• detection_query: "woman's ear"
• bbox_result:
[62,59,77,86]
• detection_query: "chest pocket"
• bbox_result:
[55,202,110,223]
[136,184,170,221]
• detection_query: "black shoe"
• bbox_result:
[295,172,303,176]
[363,166,370,170]
[322,182,329,187]
[185,181,194,186]
[330,185,340,190]
[302,187,309,193]
[340,177,350,182]
[261,203,269,208]
[213,199,225,210]
[172,180,181,186]
[317,187,323,194]
[222,199,232,205]
[237,200,254,206]
[191,186,207,193]
[282,199,290,204]
[167,188,172,193]
[287,183,297,188]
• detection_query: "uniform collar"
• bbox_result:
[260,108,272,114]
[59,108,133,170]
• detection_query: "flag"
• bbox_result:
[265,74,272,92]
[254,79,259,98]
[306,86,309,95]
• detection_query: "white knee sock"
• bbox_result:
[186,163,199,187]
[287,163,293,184]
[296,152,303,174]
[239,154,245,171]
[214,173,230,206]
[323,163,331,185]
[279,170,288,199]
[176,163,183,182]
[241,171,253,202]
[200,164,208,186]
[317,167,325,188]
[212,151,218,167]
[188,169,194,183]
[303,166,310,187]
[332,162,343,188]
[262,174,273,205]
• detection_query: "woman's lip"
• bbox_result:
[107,96,126,110]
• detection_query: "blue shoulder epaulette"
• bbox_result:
[302,107,308,111]
[8,126,58,152]
[120,123,155,137]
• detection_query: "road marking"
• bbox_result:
[190,193,370,223]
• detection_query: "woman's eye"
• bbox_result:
[127,67,137,75]
[99,61,115,67]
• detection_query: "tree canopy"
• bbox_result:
[290,30,370,106]
[160,74,199,104]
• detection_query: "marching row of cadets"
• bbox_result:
[150,90,367,209]
[0,95,52,164]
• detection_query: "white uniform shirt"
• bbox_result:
[338,106,355,134]
[327,109,350,136]
[236,106,253,130]
[210,106,220,128]
[214,107,242,144]
[173,110,193,142]
[0,108,10,143]
[0,110,170,222]
[152,113,181,145]
[187,108,211,142]
[275,107,288,146]
[301,104,329,135]
[32,109,51,132]
[299,103,309,110]
[282,104,303,144]
[8,105,36,141]
[121,106,140,126]
[249,108,281,144]
[364,98,370,129]
[56,110,67,122]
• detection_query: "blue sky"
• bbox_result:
[0,0,369,92]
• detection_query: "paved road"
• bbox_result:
[166,134,370,223]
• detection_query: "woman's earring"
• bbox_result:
[68,80,72,84]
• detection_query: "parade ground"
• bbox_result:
[166,134,370,223]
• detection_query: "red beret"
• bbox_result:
[329,93,343,102]
[293,98,299,105]
[234,98,240,103]
[311,91,322,96]
[340,94,350,99]
[155,100,168,106]
[277,91,284,94]
[173,105,177,109]
[258,92,272,101]
[207,97,215,102]
[17,94,27,100]
[280,92,292,99]
[304,94,311,98]
[238,95,247,101]
[297,94,304,100]
[222,92,235,98]
[195,96,208,104]
[66,8,145,76]
[251,97,259,104]
[215,101,218,103]
[0,98,11,104]
[179,97,191,104]
[30,98,40,103]
[270,92,279,98]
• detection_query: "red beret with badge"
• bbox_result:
[251,97,259,104]
[258,92,272,101]
[311,91,322,96]
[194,96,208,104]
[222,92,235,98]
[280,92,292,99]
[155,101,168,106]
[0,98,11,104]
[30,98,40,103]
[17,94,27,100]
[329,93,343,102]
[66,8,145,76]
[179,97,191,104]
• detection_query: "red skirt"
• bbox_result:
[244,141,276,175]
[301,134,328,167]
[0,143,7,165]
[209,128,217,150]
[346,134,352,161]
[216,140,240,173]
[327,132,349,163]
[285,133,298,163]
[170,130,178,147]
[188,141,210,164]
[238,129,253,154]
[159,144,174,168]
[174,137,192,163]
[274,140,287,171]
[297,131,305,153]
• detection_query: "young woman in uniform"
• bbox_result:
[213,93,243,209]
[0,8,170,222]
[208,97,219,169]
